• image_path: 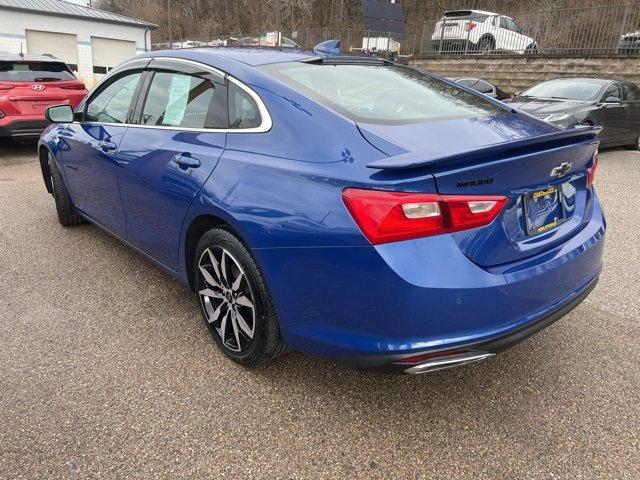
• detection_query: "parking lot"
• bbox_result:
[0,141,638,479]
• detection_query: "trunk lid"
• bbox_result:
[359,116,600,267]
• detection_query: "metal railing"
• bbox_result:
[152,28,419,58]
[419,4,640,56]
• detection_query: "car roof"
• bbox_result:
[0,53,64,63]
[155,46,320,67]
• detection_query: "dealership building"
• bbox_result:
[0,0,156,85]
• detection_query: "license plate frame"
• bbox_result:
[523,185,567,236]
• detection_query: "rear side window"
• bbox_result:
[261,62,504,125]
[623,83,640,101]
[0,61,75,82]
[85,71,142,123]
[141,71,227,129]
[228,82,261,128]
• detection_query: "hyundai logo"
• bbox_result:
[31,84,46,91]
[550,162,572,178]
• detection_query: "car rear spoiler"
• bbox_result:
[366,125,602,171]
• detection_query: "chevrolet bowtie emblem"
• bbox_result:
[550,162,572,178]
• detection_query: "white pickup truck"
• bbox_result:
[431,10,537,54]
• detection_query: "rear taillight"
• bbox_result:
[342,188,508,244]
[464,21,477,31]
[586,151,599,188]
[60,83,86,90]
[0,84,14,90]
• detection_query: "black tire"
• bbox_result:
[194,227,287,366]
[48,153,86,227]
[478,36,495,53]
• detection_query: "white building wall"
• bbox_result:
[0,10,150,88]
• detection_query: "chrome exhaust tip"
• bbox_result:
[403,352,495,374]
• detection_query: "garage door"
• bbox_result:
[26,30,78,71]
[91,37,136,74]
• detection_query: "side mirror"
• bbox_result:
[603,96,621,103]
[45,104,74,123]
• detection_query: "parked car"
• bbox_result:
[0,53,87,140]
[39,45,604,374]
[431,10,537,54]
[448,77,510,99]
[618,30,640,53]
[506,77,640,149]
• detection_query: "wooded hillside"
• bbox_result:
[96,0,632,43]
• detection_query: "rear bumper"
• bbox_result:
[327,275,598,373]
[0,117,49,138]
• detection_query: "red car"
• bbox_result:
[0,54,87,139]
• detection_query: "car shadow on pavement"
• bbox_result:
[0,139,39,166]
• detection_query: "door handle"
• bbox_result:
[172,154,201,170]
[98,140,117,152]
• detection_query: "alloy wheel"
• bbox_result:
[198,246,256,352]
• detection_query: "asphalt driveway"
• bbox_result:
[0,140,638,479]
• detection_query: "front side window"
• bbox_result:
[261,62,504,125]
[602,83,623,102]
[500,17,519,32]
[140,71,226,129]
[85,71,142,123]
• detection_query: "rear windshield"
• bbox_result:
[0,61,75,82]
[443,10,488,20]
[522,80,603,101]
[260,62,505,125]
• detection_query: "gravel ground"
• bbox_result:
[0,140,638,479]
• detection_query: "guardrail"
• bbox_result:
[419,4,640,56]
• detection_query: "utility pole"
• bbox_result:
[167,0,172,46]
[275,0,281,46]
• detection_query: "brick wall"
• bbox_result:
[409,55,640,94]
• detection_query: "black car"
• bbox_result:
[448,77,510,100]
[506,77,640,149]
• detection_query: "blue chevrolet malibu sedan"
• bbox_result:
[38,44,605,374]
